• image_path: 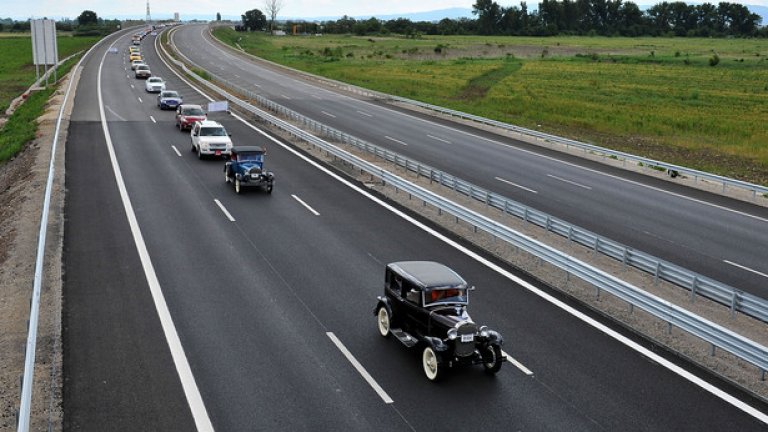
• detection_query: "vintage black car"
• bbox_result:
[374,261,504,381]
[224,146,274,194]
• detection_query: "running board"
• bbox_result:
[391,328,418,347]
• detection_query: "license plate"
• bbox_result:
[461,334,474,343]
[215,150,221,156]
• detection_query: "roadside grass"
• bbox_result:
[0,53,82,163]
[214,28,768,184]
[0,33,99,113]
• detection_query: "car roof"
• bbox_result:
[196,120,223,127]
[232,146,265,154]
[387,261,467,290]
[179,104,202,109]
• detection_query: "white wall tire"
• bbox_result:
[422,346,442,381]
[235,179,242,194]
[483,344,503,374]
[376,307,390,338]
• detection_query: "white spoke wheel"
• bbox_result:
[376,307,390,338]
[483,344,503,374]
[422,346,442,381]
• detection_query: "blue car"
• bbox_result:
[157,90,182,110]
[224,146,275,194]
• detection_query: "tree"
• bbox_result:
[264,0,285,32]
[77,10,98,26]
[216,12,221,22]
[473,0,502,35]
[241,8,267,31]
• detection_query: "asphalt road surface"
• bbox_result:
[168,24,768,300]
[61,28,768,431]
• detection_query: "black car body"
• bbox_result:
[224,146,275,194]
[374,261,504,381]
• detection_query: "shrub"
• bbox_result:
[709,53,720,67]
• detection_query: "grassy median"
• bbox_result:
[214,27,768,184]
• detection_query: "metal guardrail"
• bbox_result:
[204,26,768,202]
[167,35,768,325]
[162,33,768,378]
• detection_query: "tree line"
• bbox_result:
[240,0,765,37]
[0,10,121,36]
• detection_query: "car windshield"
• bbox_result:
[183,108,204,116]
[137,66,149,70]
[200,127,227,137]
[237,153,263,163]
[424,288,467,306]
[149,78,162,83]
[161,91,179,98]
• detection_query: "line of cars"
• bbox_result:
[129,43,274,194]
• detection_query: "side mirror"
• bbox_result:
[468,286,476,291]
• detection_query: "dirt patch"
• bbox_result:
[0,69,74,432]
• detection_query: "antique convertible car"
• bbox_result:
[374,261,504,381]
[224,146,274,194]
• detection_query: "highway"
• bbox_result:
[61,28,768,430]
[168,24,768,300]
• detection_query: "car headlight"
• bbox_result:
[447,328,457,340]
[479,326,489,338]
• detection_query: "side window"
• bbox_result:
[405,281,420,305]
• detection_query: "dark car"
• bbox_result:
[224,146,274,194]
[374,261,504,381]
[157,90,182,110]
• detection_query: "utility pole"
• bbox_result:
[146,0,152,24]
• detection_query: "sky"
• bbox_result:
[4,0,767,21]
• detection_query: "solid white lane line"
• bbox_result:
[495,177,538,194]
[174,40,768,424]
[503,350,534,376]
[724,260,768,279]
[321,110,336,118]
[326,332,393,404]
[150,116,156,123]
[171,146,182,157]
[98,42,215,432]
[292,194,320,216]
[427,134,451,144]
[357,110,373,117]
[547,174,592,190]
[384,136,408,146]
[214,199,236,222]
[137,97,143,103]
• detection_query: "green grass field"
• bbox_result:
[0,33,99,113]
[214,28,768,184]
[0,33,99,163]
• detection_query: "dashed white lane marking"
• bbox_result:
[326,332,393,404]
[321,110,336,118]
[171,146,182,157]
[724,260,768,279]
[253,83,261,88]
[427,134,451,144]
[384,136,408,146]
[281,94,291,100]
[138,97,143,103]
[214,199,236,222]
[503,350,534,376]
[311,94,322,100]
[547,174,592,190]
[495,177,538,194]
[130,84,135,89]
[357,110,373,117]
[150,116,156,123]
[292,194,320,216]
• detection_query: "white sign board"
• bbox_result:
[208,101,229,112]
[31,19,58,66]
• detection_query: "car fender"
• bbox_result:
[423,336,449,353]
[484,330,503,346]
[374,296,392,317]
